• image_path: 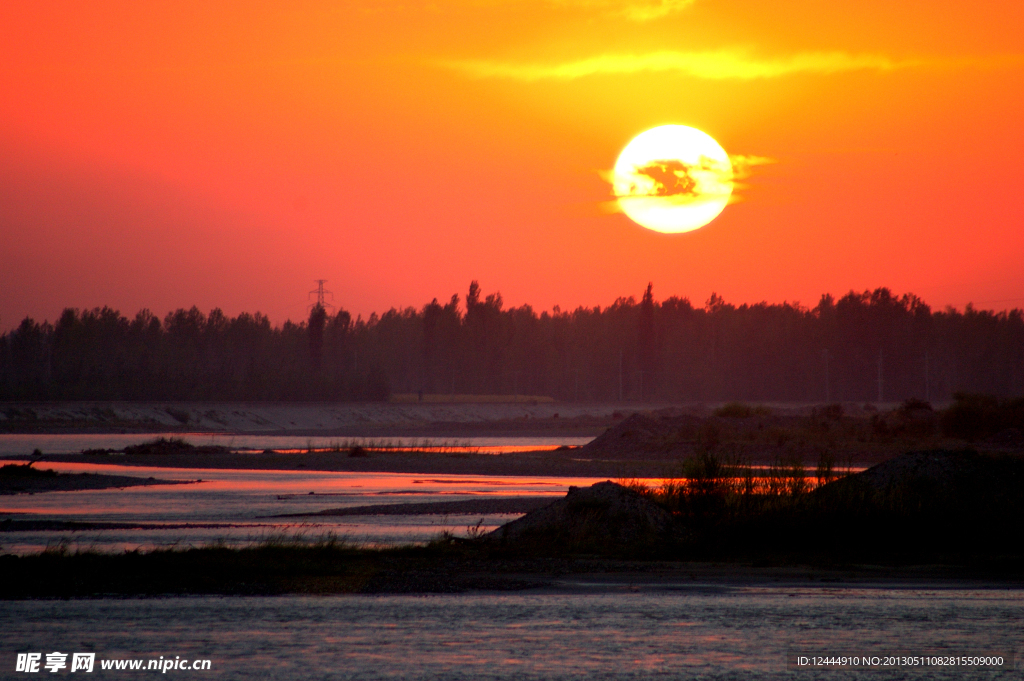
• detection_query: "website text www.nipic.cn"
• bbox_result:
[16,653,211,673]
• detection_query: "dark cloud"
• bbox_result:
[633,159,698,197]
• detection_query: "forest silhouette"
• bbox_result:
[1,282,1022,402]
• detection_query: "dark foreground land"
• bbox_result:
[3,448,1023,598]
[4,544,1020,599]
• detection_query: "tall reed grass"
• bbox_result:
[620,450,852,528]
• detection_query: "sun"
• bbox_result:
[613,125,733,234]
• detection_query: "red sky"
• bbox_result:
[2,0,1023,328]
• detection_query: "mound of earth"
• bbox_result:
[696,450,1024,562]
[484,481,677,551]
[578,413,702,460]
[810,449,1024,518]
[856,449,989,489]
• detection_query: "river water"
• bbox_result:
[0,433,606,554]
[0,459,608,554]
[2,587,1020,679]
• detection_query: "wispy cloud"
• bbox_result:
[439,49,917,81]
[388,0,698,22]
[547,0,697,21]
[729,154,775,179]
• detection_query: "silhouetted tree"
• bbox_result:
[308,304,327,371]
[638,282,656,400]
[2,284,1022,403]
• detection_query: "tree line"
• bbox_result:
[1,282,1022,402]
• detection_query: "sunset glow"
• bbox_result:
[2,1,1023,324]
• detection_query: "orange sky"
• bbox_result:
[2,0,1023,328]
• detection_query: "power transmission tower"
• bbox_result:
[308,280,335,312]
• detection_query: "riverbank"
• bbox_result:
[0,400,908,436]
[0,401,633,435]
[5,540,1021,596]
[7,399,1016,476]
[2,539,1021,599]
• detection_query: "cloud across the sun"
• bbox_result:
[597,153,775,215]
[438,49,919,81]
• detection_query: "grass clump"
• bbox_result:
[625,450,838,536]
[118,437,230,456]
[123,437,193,455]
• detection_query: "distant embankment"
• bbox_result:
[0,401,623,434]
[389,394,555,404]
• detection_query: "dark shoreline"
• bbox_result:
[0,471,196,495]
[2,543,1022,599]
[0,400,627,437]
[0,424,609,438]
[0,519,257,532]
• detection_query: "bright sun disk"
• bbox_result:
[613,125,733,233]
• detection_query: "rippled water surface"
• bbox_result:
[3,588,1021,679]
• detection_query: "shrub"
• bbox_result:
[941,393,1024,440]
[714,402,771,418]
[813,403,844,420]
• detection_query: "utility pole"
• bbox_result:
[822,349,830,403]
[574,369,579,403]
[877,350,884,404]
[924,351,930,402]
[618,350,623,402]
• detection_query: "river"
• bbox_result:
[2,587,1020,679]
